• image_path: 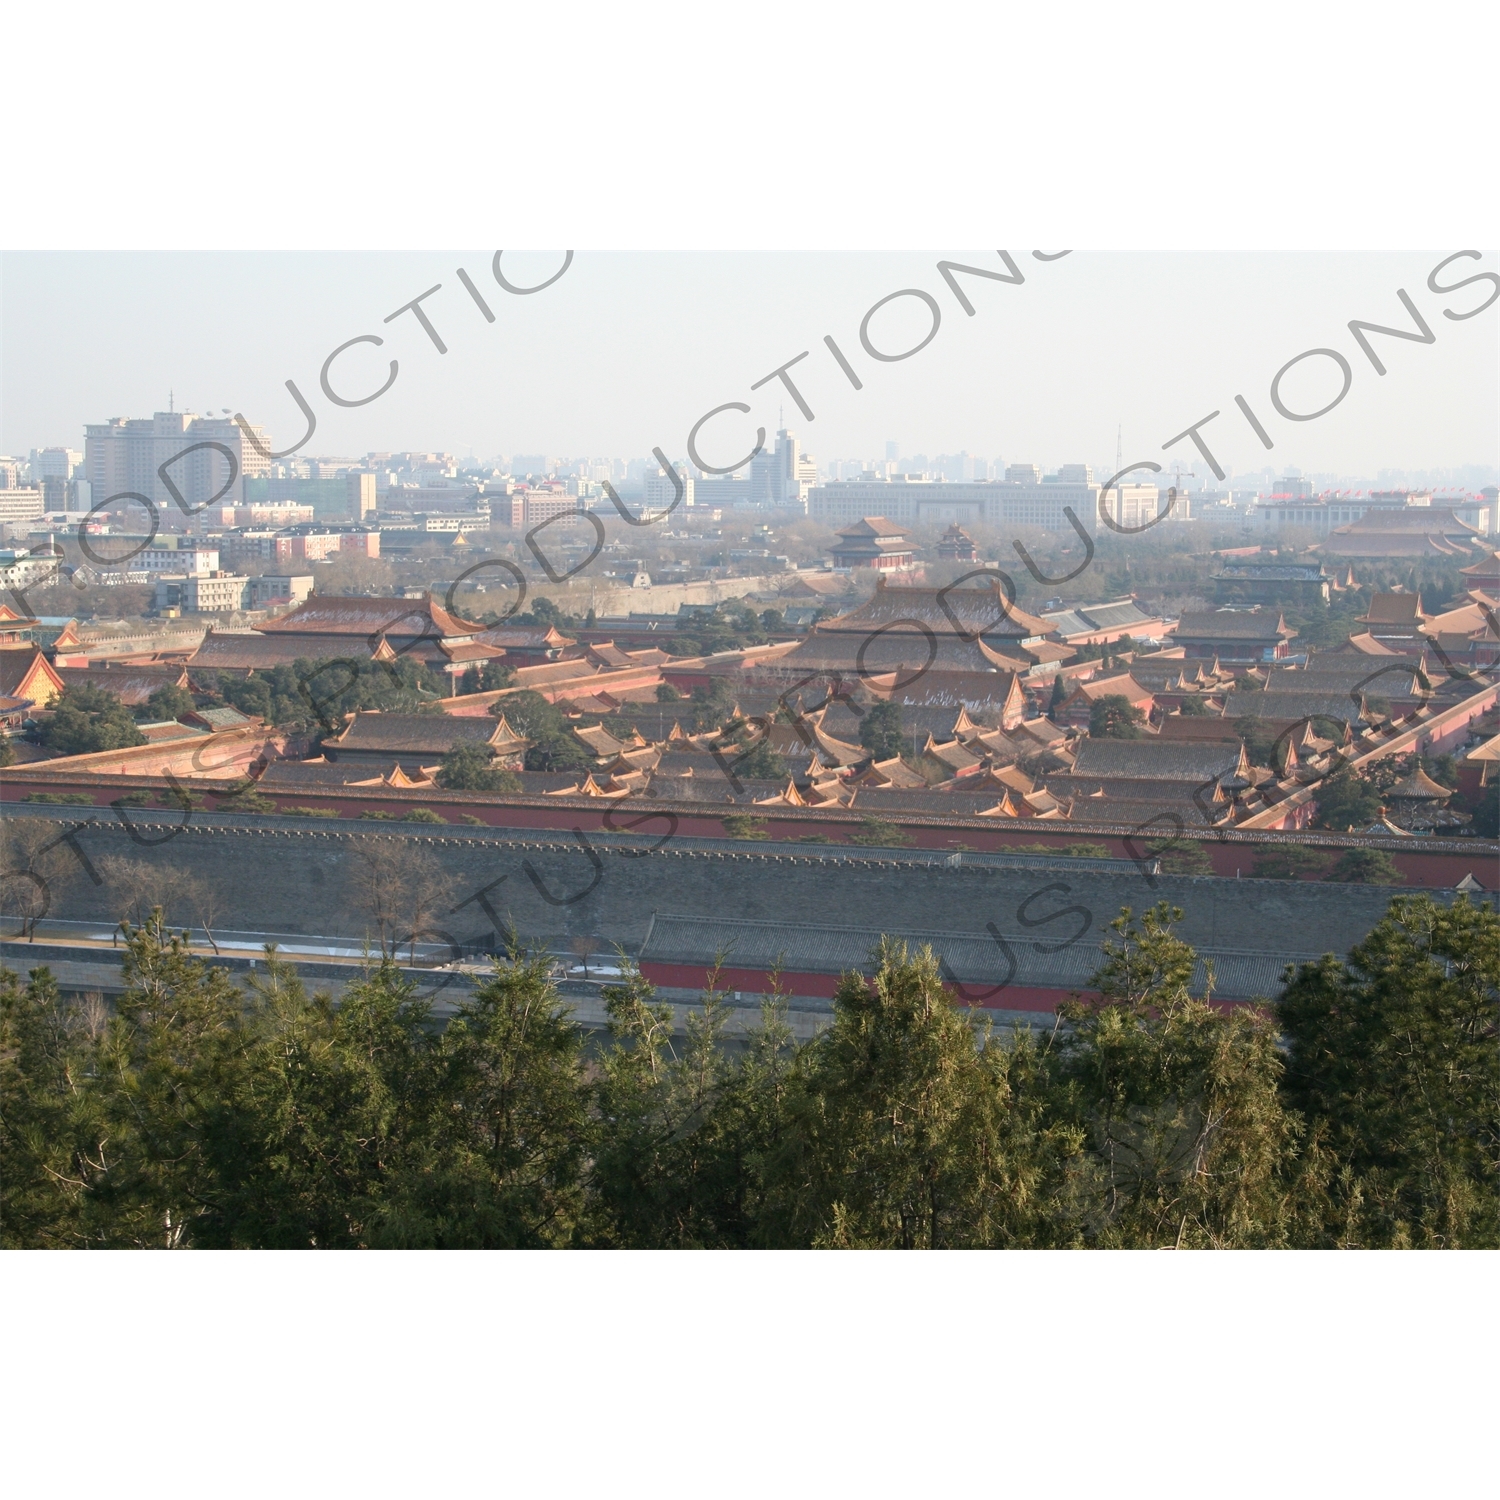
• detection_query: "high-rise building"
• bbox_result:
[84,412,270,516]
[31,448,83,481]
[749,430,818,510]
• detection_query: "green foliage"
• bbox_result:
[1088,695,1144,740]
[458,660,515,695]
[1233,717,1277,767]
[1278,895,1499,1247]
[0,735,13,768]
[848,816,914,848]
[721,814,770,840]
[40,682,147,755]
[214,788,277,815]
[24,791,94,805]
[721,725,786,781]
[1422,754,1458,789]
[1013,841,1113,858]
[459,814,487,826]
[1251,844,1331,880]
[859,699,904,761]
[655,683,682,702]
[586,967,794,1247]
[4,895,1491,1250]
[1177,696,1213,716]
[1471,780,1499,839]
[496,690,593,773]
[1324,848,1403,885]
[284,805,339,818]
[1049,904,1298,1247]
[156,787,206,810]
[1314,770,1383,831]
[112,790,153,808]
[138,683,196,722]
[764,942,1074,1248]
[401,808,447,824]
[435,742,522,793]
[686,677,737,731]
[194,657,448,732]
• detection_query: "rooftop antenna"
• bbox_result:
[1115,424,1122,476]
[169,389,174,413]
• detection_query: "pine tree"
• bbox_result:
[1048,904,1298,1248]
[1278,894,1499,1248]
[763,940,1074,1249]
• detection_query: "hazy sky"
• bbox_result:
[3,251,1495,481]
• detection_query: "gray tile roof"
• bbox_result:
[1175,611,1292,641]
[1070,739,1246,782]
[329,712,516,756]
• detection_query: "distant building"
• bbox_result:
[0,489,45,527]
[1324,507,1483,558]
[1212,560,1334,606]
[155,573,251,613]
[186,593,503,684]
[1357,592,1429,646]
[246,575,315,610]
[31,448,83,481]
[1041,598,1166,646]
[830,517,915,571]
[809,471,1162,531]
[85,411,269,513]
[936,523,978,562]
[140,540,219,575]
[1172,609,1297,663]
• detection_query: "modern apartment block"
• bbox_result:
[84,411,270,514]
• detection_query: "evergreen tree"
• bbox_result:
[859,700,904,761]
[369,948,592,1248]
[1278,895,1499,1248]
[41,682,147,755]
[1048,904,1298,1248]
[1088,695,1144,740]
[585,963,798,1250]
[435,741,522,792]
[763,941,1073,1249]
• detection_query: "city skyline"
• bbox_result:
[3,252,1495,480]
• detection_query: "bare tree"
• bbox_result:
[1,819,81,940]
[351,837,456,963]
[95,854,203,938]
[570,933,600,977]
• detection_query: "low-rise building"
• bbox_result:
[830,517,915,570]
[1212,560,1333,606]
[154,572,252,613]
[1172,609,1297,664]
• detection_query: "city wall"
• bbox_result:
[7,811,1464,970]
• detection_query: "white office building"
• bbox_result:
[84,411,270,515]
[808,471,1169,532]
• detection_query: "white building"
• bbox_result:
[30,448,83,481]
[807,471,1168,532]
[644,465,693,513]
[0,489,46,527]
[1249,489,1491,537]
[84,411,270,515]
[140,541,220,575]
[154,572,251,613]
